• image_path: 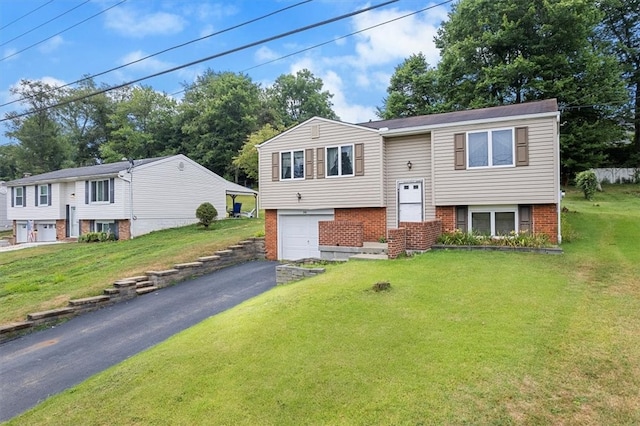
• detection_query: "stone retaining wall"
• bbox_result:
[0,238,265,343]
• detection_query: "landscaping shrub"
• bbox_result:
[575,170,598,200]
[78,232,116,243]
[437,229,551,248]
[196,202,218,229]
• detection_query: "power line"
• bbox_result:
[0,0,313,109]
[0,0,127,62]
[0,0,91,47]
[1,0,399,123]
[0,0,55,32]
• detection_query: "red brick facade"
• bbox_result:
[55,220,66,241]
[334,207,386,242]
[532,204,558,243]
[319,221,363,247]
[387,227,406,259]
[265,209,278,260]
[435,206,456,233]
[118,220,131,240]
[399,220,442,251]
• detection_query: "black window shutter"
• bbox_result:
[48,184,52,206]
[109,178,115,203]
[515,127,529,166]
[22,186,26,206]
[11,187,14,207]
[355,143,364,176]
[519,205,532,232]
[271,152,279,181]
[85,181,89,204]
[316,147,325,179]
[454,133,466,170]
[35,185,39,206]
[90,220,95,232]
[456,206,468,231]
[114,221,120,240]
[305,148,314,180]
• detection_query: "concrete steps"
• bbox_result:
[135,280,158,295]
[319,242,388,261]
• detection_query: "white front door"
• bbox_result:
[69,206,79,237]
[279,211,334,260]
[398,180,423,223]
[16,222,28,243]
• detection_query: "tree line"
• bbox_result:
[2,0,637,185]
[0,69,337,183]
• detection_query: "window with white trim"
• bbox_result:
[95,220,116,234]
[91,179,110,203]
[14,186,25,207]
[469,206,517,236]
[326,145,354,177]
[467,128,514,168]
[38,185,49,206]
[281,150,304,180]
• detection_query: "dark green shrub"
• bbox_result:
[196,202,218,229]
[575,170,598,200]
[79,232,116,243]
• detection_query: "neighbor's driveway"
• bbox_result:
[0,260,277,422]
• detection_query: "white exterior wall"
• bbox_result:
[384,134,435,229]
[129,156,229,237]
[7,183,63,221]
[0,182,10,228]
[75,178,128,221]
[432,115,559,205]
[259,118,384,210]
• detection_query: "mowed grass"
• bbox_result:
[6,186,640,425]
[0,197,262,324]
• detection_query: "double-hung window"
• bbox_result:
[281,150,305,180]
[467,128,514,168]
[469,206,517,236]
[326,145,354,177]
[95,220,116,234]
[91,179,110,203]
[38,185,49,206]
[13,186,25,207]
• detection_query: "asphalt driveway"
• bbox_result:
[0,260,277,422]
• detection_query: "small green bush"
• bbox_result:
[437,229,551,248]
[79,232,116,243]
[196,202,218,229]
[575,170,598,200]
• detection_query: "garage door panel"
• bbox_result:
[280,213,333,260]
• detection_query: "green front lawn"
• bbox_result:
[6,185,640,425]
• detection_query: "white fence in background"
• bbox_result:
[592,168,639,184]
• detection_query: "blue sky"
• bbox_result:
[0,0,452,145]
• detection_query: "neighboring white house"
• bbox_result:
[5,155,257,243]
[0,181,11,230]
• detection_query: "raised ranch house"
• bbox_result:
[5,154,257,244]
[257,99,561,260]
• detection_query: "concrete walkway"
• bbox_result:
[0,241,65,252]
[0,260,277,422]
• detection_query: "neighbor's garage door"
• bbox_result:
[279,211,334,260]
[36,222,57,242]
[16,222,28,243]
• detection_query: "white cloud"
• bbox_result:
[119,51,173,73]
[255,46,279,62]
[199,24,215,38]
[104,7,186,37]
[2,48,18,61]
[38,36,64,54]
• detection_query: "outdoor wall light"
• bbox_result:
[296,192,302,201]
[407,160,413,170]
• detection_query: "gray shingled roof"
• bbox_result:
[7,157,167,186]
[358,99,558,130]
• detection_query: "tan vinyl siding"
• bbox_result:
[433,116,558,205]
[259,119,383,210]
[384,134,435,228]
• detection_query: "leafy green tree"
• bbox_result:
[433,0,628,181]
[266,69,338,127]
[598,0,640,163]
[4,79,74,175]
[0,144,19,180]
[377,53,443,119]
[233,124,283,182]
[179,70,261,179]
[101,86,178,163]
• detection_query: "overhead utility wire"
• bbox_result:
[0,0,127,62]
[0,0,55,32]
[0,0,312,108]
[167,0,455,98]
[0,0,398,122]
[0,0,91,47]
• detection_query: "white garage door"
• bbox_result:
[279,211,334,260]
[16,222,28,243]
[36,222,57,242]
